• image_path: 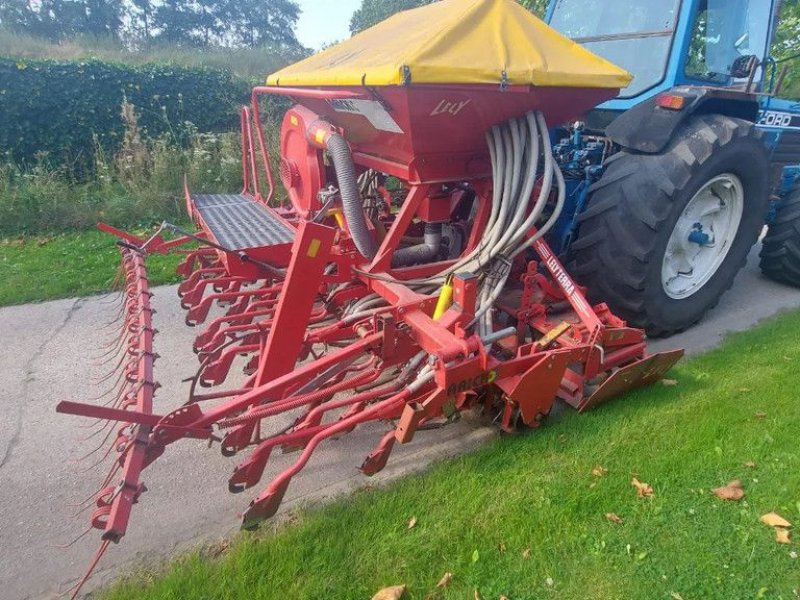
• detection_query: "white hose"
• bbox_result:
[347,110,567,342]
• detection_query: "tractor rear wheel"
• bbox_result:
[568,114,770,336]
[759,184,800,287]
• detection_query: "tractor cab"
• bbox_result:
[546,0,779,110]
[543,0,800,337]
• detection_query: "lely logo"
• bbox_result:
[430,98,472,117]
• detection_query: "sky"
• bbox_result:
[295,0,363,50]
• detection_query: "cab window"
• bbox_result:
[685,0,772,83]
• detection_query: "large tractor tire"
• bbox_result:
[569,114,771,336]
[759,184,800,287]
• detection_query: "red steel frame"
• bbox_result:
[56,84,683,597]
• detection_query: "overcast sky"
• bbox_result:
[295,0,362,50]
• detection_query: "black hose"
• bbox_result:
[326,134,378,259]
[391,222,442,268]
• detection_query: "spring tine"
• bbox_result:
[78,439,119,473]
[52,525,94,549]
[68,462,121,513]
[98,291,124,311]
[96,349,137,384]
[72,421,122,465]
[65,538,111,600]
[94,341,130,372]
[241,393,407,527]
[82,366,130,403]
[95,325,130,354]
[77,383,130,429]
[77,416,117,443]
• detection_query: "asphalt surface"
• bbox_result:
[1,244,799,600]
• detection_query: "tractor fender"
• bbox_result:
[606,86,760,154]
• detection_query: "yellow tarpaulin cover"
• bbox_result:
[267,0,631,89]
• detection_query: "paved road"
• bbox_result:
[1,245,799,600]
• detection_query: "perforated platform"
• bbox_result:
[192,194,294,251]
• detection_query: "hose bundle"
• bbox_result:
[347,110,566,338]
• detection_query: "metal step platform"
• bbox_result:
[192,194,294,251]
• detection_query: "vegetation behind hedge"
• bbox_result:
[0,57,250,174]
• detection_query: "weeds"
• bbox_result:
[0,100,246,235]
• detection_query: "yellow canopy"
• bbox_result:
[267,0,631,89]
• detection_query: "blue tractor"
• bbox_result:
[543,0,800,335]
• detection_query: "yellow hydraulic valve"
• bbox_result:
[433,276,454,320]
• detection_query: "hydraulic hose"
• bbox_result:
[391,223,443,268]
[326,133,378,260]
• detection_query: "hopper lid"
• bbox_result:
[267,0,632,90]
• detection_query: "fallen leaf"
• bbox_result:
[712,480,745,501]
[500,596,509,600]
[754,411,767,419]
[662,378,678,386]
[372,585,407,600]
[761,512,792,528]
[436,573,453,588]
[776,528,791,545]
[744,461,756,469]
[591,466,608,477]
[588,482,597,489]
[738,387,751,393]
[408,516,417,529]
[498,542,506,552]
[471,549,480,563]
[474,590,481,600]
[522,548,531,559]
[670,593,684,600]
[605,512,624,524]
[631,477,653,497]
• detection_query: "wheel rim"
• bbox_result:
[661,173,745,300]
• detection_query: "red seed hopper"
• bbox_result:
[56,0,682,595]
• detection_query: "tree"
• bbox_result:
[349,0,431,35]
[149,0,300,48]
[0,0,123,40]
[223,0,300,47]
[151,0,203,45]
[772,0,800,97]
[129,0,154,44]
[349,0,549,35]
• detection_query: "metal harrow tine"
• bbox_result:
[68,463,121,513]
[66,538,111,600]
[52,526,94,550]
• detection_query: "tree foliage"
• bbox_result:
[350,0,549,34]
[0,0,302,48]
[773,0,800,97]
[0,0,123,41]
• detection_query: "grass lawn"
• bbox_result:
[0,230,185,306]
[100,311,800,600]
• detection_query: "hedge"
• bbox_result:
[0,57,250,174]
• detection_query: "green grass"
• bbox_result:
[0,230,184,306]
[101,311,800,600]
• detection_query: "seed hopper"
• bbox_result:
[57,0,682,594]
